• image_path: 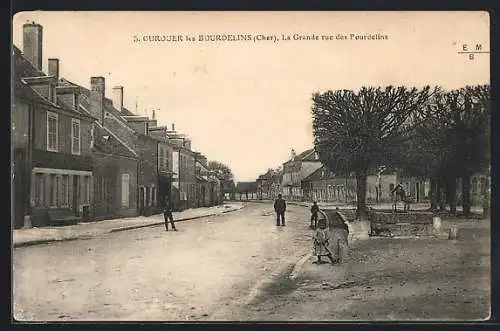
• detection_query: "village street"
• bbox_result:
[13,203,313,321]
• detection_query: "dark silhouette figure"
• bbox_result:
[274,194,286,226]
[310,201,319,229]
[391,183,407,212]
[163,197,177,231]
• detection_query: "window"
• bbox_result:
[34,173,45,206]
[47,112,58,152]
[71,118,81,155]
[82,176,90,204]
[121,173,130,207]
[151,186,156,206]
[61,175,69,206]
[49,174,57,206]
[55,175,61,206]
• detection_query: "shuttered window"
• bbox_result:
[47,112,58,152]
[121,173,130,207]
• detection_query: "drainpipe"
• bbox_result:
[24,104,35,228]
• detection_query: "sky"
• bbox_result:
[12,11,490,182]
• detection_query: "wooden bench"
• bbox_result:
[46,209,81,226]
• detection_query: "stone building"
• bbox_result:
[12,28,95,227]
[280,148,322,201]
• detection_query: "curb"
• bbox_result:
[13,206,244,248]
[243,259,297,306]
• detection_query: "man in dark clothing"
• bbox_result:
[274,194,287,226]
[163,197,177,231]
[310,201,319,229]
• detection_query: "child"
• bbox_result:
[310,201,319,229]
[313,218,336,265]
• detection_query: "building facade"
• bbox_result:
[280,148,322,201]
[13,33,95,227]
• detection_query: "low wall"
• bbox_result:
[370,211,434,237]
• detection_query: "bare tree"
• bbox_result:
[416,85,490,216]
[312,86,433,219]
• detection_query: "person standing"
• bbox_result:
[163,197,177,231]
[274,194,286,226]
[310,201,319,229]
[313,218,336,264]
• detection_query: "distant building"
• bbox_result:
[235,181,258,200]
[256,169,282,200]
[280,148,322,201]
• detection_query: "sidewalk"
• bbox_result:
[13,203,245,248]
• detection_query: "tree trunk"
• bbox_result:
[355,169,368,220]
[437,180,445,211]
[446,177,457,214]
[462,173,471,217]
[430,177,438,211]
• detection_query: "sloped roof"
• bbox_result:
[284,148,319,164]
[13,45,91,119]
[92,124,137,159]
[58,78,136,127]
[295,148,318,161]
[13,45,57,107]
[302,165,328,182]
[12,45,45,77]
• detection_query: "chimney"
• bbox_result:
[172,123,175,131]
[112,86,123,111]
[23,21,43,71]
[48,58,59,81]
[90,76,105,125]
[152,109,156,120]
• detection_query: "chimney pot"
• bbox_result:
[23,22,43,71]
[112,86,124,111]
[48,58,59,81]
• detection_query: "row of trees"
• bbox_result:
[207,160,236,195]
[312,85,490,219]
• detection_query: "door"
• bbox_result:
[415,182,420,202]
[12,149,26,229]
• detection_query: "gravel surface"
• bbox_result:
[13,203,312,322]
[229,219,490,321]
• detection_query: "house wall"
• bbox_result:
[12,99,30,148]
[29,105,94,224]
[366,173,398,203]
[92,152,138,219]
[103,114,159,215]
[178,149,196,209]
[128,121,148,135]
[398,175,430,202]
[135,135,158,215]
[33,107,92,156]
